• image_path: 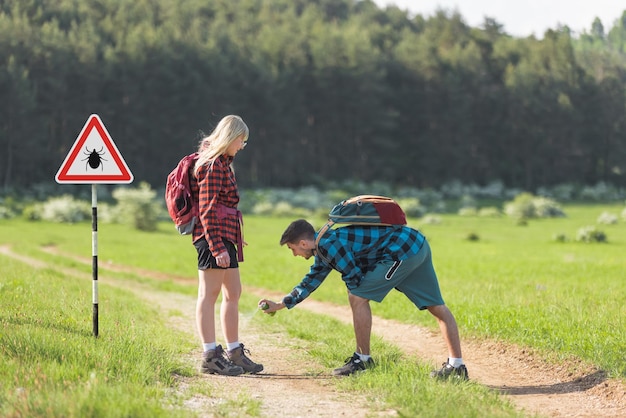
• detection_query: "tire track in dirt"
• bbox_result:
[3,245,626,417]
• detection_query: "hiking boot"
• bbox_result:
[227,344,264,374]
[201,345,244,376]
[430,361,469,380]
[332,353,374,376]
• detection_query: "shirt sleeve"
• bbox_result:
[197,162,227,257]
[282,260,333,309]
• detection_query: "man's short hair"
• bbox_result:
[280,219,315,246]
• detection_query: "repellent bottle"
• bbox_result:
[260,302,275,316]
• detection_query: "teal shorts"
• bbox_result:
[349,240,444,310]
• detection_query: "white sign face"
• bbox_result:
[55,114,133,184]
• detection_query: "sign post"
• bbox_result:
[55,114,133,337]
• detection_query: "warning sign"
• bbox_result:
[55,114,133,184]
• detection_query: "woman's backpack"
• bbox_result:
[164,152,199,235]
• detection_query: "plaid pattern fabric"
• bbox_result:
[191,155,240,257]
[283,225,425,308]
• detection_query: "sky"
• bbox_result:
[373,0,626,38]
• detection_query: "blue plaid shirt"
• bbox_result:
[282,225,425,309]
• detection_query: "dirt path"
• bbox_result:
[2,245,625,417]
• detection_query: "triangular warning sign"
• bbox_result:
[55,114,133,184]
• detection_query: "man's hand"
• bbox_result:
[258,299,284,315]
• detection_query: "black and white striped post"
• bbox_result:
[54,114,133,338]
[92,184,99,337]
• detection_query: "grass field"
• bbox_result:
[1,203,624,416]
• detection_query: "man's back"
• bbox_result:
[317,225,425,271]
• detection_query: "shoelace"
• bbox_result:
[214,347,238,366]
[237,345,259,365]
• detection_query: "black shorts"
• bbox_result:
[193,237,239,270]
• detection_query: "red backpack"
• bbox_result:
[165,152,199,235]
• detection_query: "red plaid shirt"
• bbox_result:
[191,155,241,257]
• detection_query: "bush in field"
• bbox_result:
[458,207,477,216]
[503,193,535,220]
[0,205,15,219]
[576,226,607,243]
[112,182,160,231]
[553,233,569,242]
[533,197,566,218]
[478,207,501,217]
[504,193,565,221]
[439,180,506,199]
[597,212,619,225]
[421,214,442,224]
[396,197,426,218]
[21,204,42,221]
[579,182,622,202]
[458,194,477,211]
[537,183,578,201]
[0,196,20,219]
[39,195,91,223]
[97,202,123,224]
[465,232,480,241]
[272,201,312,217]
[251,201,274,215]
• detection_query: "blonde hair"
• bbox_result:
[194,115,249,177]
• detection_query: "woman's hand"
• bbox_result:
[215,251,230,267]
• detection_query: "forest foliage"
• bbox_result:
[1,0,626,192]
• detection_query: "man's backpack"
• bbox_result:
[314,195,407,261]
[165,152,199,235]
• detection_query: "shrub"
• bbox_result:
[0,205,15,219]
[251,201,274,215]
[459,194,477,209]
[272,201,312,217]
[504,193,535,220]
[579,182,622,202]
[39,195,91,223]
[21,204,42,221]
[552,233,569,243]
[97,202,123,224]
[458,207,477,217]
[112,182,160,231]
[597,212,619,225]
[537,183,577,201]
[504,193,565,221]
[576,226,607,243]
[396,198,426,218]
[533,197,566,218]
[478,207,501,217]
[477,180,506,199]
[0,196,21,218]
[465,232,480,241]
[421,214,442,225]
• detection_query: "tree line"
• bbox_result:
[1,0,625,193]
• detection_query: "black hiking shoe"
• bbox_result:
[332,353,374,376]
[227,343,264,374]
[430,361,469,380]
[201,345,244,376]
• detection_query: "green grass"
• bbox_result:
[0,203,624,416]
[0,255,196,417]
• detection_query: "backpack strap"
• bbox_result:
[314,220,335,265]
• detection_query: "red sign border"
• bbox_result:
[55,114,133,184]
